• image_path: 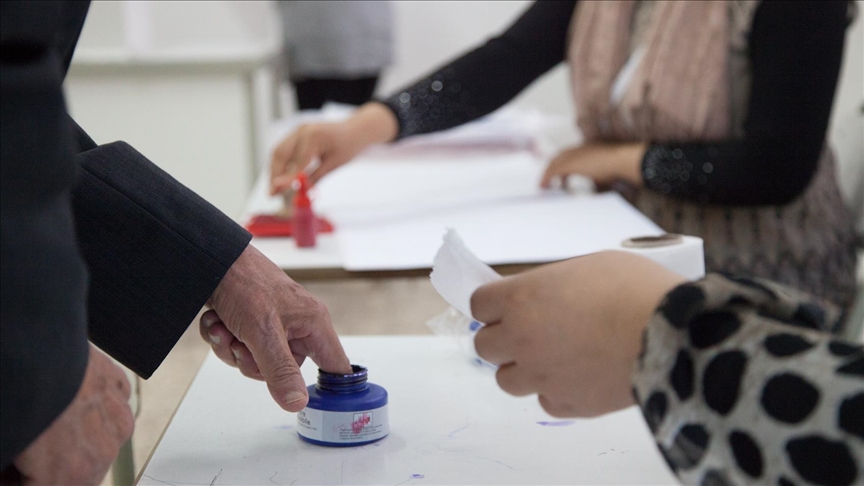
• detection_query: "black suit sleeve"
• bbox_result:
[1,1,89,470]
[56,3,252,379]
[71,142,251,378]
[1,0,251,468]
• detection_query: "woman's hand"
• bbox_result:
[270,102,399,193]
[540,142,647,190]
[471,251,685,418]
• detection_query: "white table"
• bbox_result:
[137,336,677,485]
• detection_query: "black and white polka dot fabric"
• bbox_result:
[633,274,863,485]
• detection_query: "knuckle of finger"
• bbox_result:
[274,140,292,157]
[539,395,578,418]
[268,361,302,385]
[118,406,135,440]
[312,299,331,321]
[117,376,132,400]
[495,369,518,395]
[469,291,485,318]
[473,329,491,355]
[238,362,259,379]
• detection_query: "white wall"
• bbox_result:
[76,1,279,52]
[67,1,281,218]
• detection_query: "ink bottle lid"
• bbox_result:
[297,365,389,447]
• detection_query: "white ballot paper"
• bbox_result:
[428,229,704,366]
[430,229,503,320]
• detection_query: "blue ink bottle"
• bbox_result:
[297,365,389,447]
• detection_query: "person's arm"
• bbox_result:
[380,0,576,139]
[72,146,353,410]
[270,0,578,189]
[634,274,862,485]
[39,1,252,381]
[45,3,251,380]
[60,8,350,409]
[70,141,252,378]
[470,252,861,485]
[641,0,849,205]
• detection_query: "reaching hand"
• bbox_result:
[204,244,351,412]
[13,346,134,485]
[540,142,647,190]
[471,251,685,418]
[270,102,398,192]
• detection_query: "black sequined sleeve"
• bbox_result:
[641,1,849,205]
[380,1,576,138]
[634,274,863,485]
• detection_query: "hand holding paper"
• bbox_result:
[430,229,502,320]
[429,229,687,418]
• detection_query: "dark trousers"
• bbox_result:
[292,76,379,110]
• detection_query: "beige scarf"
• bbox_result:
[564,1,859,310]
[568,1,730,143]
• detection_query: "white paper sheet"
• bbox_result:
[334,191,663,271]
[312,152,558,219]
[302,150,661,271]
[430,229,503,318]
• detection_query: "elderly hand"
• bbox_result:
[540,142,647,190]
[270,102,398,192]
[471,251,685,418]
[13,346,134,485]
[203,245,351,412]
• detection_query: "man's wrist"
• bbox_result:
[209,243,253,310]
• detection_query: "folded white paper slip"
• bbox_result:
[430,230,503,319]
[430,229,704,321]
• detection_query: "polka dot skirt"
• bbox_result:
[633,274,863,485]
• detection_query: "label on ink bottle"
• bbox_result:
[297,405,389,443]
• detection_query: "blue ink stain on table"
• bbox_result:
[412,474,425,479]
[448,424,470,439]
[536,420,576,427]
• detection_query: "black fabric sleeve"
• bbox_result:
[380,1,576,138]
[641,1,849,206]
[0,1,89,469]
[71,142,251,379]
[56,1,252,379]
[1,0,250,468]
